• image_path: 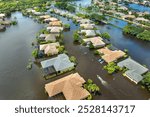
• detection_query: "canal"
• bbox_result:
[128,3,150,13]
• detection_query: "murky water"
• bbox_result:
[0,7,150,99]
[0,12,48,99]
[97,24,150,69]
[52,14,150,99]
[128,3,150,13]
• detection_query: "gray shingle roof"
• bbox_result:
[41,54,75,72]
[118,58,148,84]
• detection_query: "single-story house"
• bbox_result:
[83,36,105,48]
[77,19,92,24]
[97,47,126,63]
[39,34,48,40]
[117,58,149,84]
[135,17,149,22]
[39,15,51,20]
[44,17,58,23]
[47,27,63,33]
[118,6,128,11]
[45,73,90,100]
[0,13,5,19]
[44,34,57,42]
[40,42,60,56]
[49,21,62,27]
[80,24,95,30]
[41,54,75,75]
[122,15,135,20]
[81,30,96,37]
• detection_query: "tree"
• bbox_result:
[101,32,111,39]
[32,49,38,58]
[73,31,80,42]
[137,30,150,41]
[103,62,122,74]
[69,56,77,63]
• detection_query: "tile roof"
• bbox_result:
[40,42,60,55]
[45,73,90,100]
[83,36,105,48]
[98,47,125,63]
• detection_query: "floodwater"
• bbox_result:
[0,12,48,99]
[128,3,150,13]
[51,13,150,99]
[106,16,128,28]
[0,11,150,99]
[97,24,150,69]
[72,0,92,7]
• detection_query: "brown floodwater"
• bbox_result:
[0,11,149,100]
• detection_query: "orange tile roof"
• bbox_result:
[98,47,125,63]
[49,21,62,26]
[45,73,90,100]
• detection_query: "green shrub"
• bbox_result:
[103,62,122,74]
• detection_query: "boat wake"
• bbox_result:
[97,75,108,87]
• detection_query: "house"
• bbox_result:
[97,47,126,63]
[47,27,63,33]
[44,17,58,23]
[39,34,48,40]
[44,34,57,42]
[45,73,90,100]
[39,15,51,20]
[83,36,105,48]
[77,19,92,24]
[0,14,5,19]
[49,21,62,27]
[135,17,149,23]
[122,15,135,20]
[41,54,75,76]
[80,24,95,29]
[81,30,96,37]
[118,58,148,84]
[39,42,60,56]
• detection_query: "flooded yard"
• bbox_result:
[0,9,149,99]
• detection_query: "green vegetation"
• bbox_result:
[101,32,111,39]
[58,45,65,53]
[76,13,89,19]
[73,31,80,42]
[0,0,49,16]
[39,28,49,34]
[55,2,75,12]
[141,72,150,92]
[11,21,17,25]
[94,50,100,55]
[89,13,106,22]
[32,49,38,58]
[84,79,100,97]
[103,62,122,74]
[69,56,77,63]
[123,25,150,41]
[123,25,144,36]
[64,24,70,30]
[144,14,150,20]
[136,30,150,41]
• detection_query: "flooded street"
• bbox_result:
[0,1,150,99]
